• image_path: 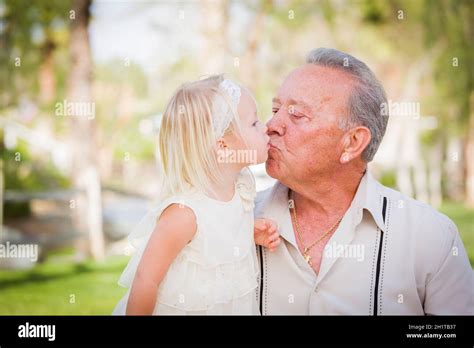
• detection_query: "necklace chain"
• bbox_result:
[289,190,343,265]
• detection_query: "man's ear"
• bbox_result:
[339,126,371,164]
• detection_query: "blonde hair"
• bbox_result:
[157,74,244,199]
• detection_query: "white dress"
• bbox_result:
[112,168,260,315]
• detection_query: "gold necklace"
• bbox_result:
[289,190,343,266]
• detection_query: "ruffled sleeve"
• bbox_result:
[236,167,257,212]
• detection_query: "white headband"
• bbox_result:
[211,79,241,138]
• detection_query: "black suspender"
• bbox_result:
[258,245,264,315]
[373,196,388,316]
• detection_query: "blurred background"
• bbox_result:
[0,0,472,314]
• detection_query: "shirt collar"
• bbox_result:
[349,170,386,232]
[259,170,385,244]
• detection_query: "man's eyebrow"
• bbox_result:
[272,97,310,109]
[288,98,311,109]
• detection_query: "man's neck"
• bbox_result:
[288,166,366,219]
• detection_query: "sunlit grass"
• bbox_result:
[0,254,129,315]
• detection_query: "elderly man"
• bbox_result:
[255,48,473,315]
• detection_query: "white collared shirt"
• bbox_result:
[254,171,474,315]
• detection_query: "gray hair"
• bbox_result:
[306,48,388,162]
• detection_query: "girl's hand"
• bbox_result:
[254,218,281,252]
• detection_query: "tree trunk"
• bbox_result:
[38,38,56,104]
[199,0,229,74]
[241,4,265,91]
[68,0,105,262]
[427,141,442,207]
[445,135,464,201]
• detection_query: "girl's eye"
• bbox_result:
[252,120,259,127]
[272,108,279,114]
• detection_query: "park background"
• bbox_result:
[0,0,473,314]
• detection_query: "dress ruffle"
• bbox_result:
[236,167,257,212]
[156,247,259,311]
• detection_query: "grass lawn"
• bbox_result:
[0,202,472,315]
[0,254,129,315]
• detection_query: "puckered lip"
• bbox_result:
[268,142,279,150]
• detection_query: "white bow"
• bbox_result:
[211,79,241,138]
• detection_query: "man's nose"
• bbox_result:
[266,112,286,136]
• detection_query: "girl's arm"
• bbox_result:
[126,204,197,315]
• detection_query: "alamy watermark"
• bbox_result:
[324,242,365,262]
[55,99,95,120]
[380,99,420,119]
[217,148,257,164]
[18,322,55,341]
[0,242,39,262]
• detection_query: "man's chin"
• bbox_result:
[265,159,280,180]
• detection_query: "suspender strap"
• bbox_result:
[373,196,388,316]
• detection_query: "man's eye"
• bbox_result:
[252,120,259,127]
[288,105,305,118]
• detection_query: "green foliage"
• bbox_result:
[264,0,314,29]
[3,140,70,218]
[94,60,148,99]
[379,170,397,189]
[1,0,72,106]
[423,0,473,135]
[112,118,156,162]
[3,141,70,191]
[361,0,388,24]
[93,60,154,162]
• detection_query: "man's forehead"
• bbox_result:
[285,64,352,87]
[275,64,355,105]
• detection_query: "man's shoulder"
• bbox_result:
[376,180,458,245]
[379,182,454,224]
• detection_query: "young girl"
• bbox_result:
[113,75,280,315]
